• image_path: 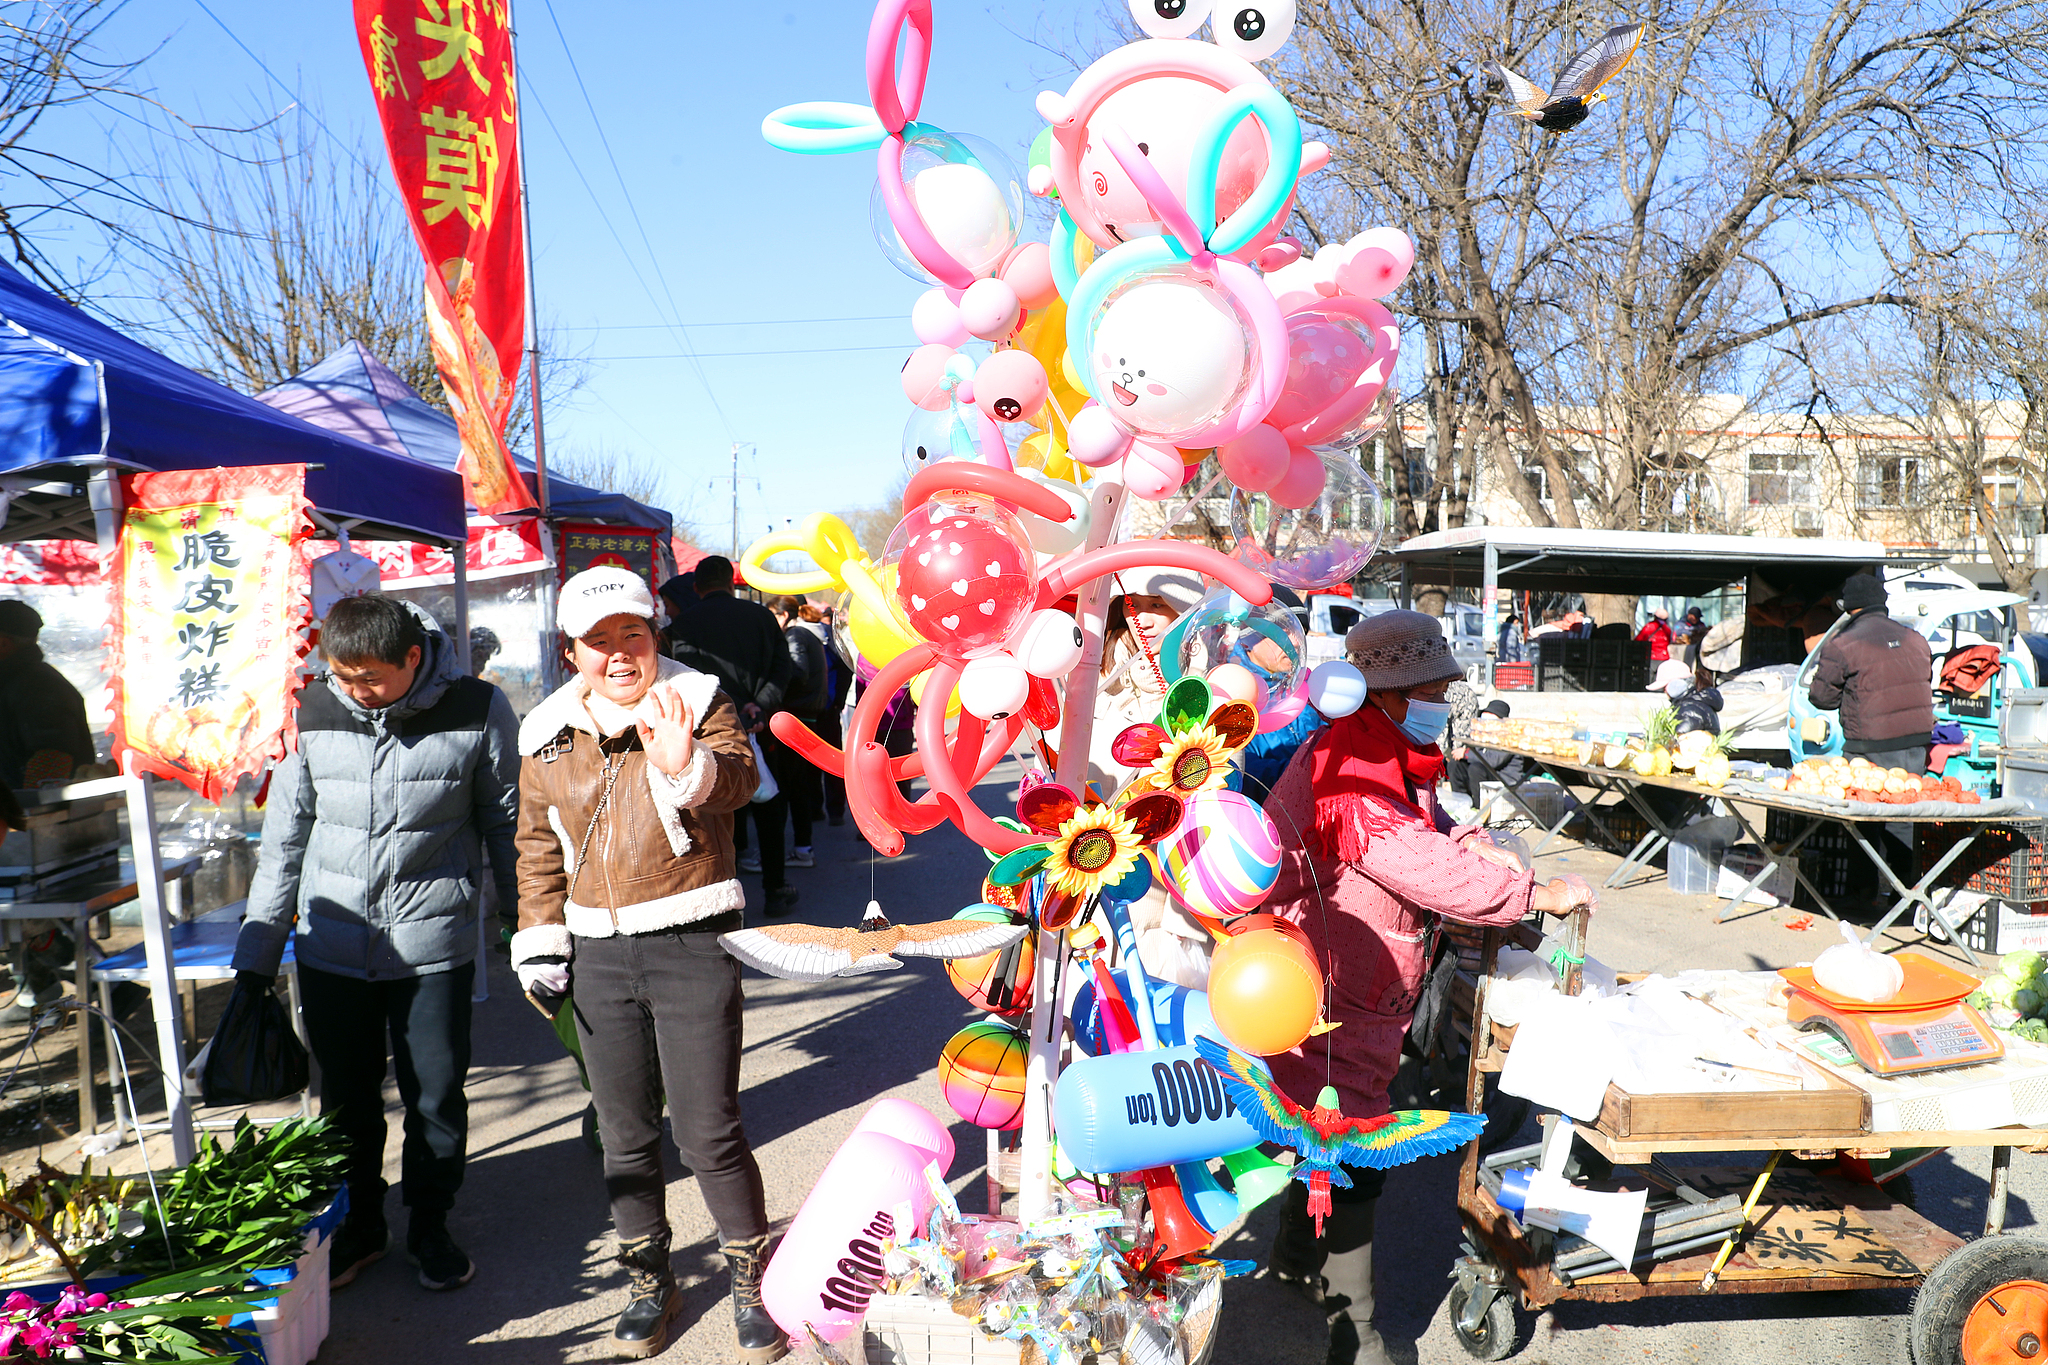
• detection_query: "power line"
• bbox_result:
[186,0,398,205]
[537,0,733,440]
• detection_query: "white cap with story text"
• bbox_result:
[558,566,657,640]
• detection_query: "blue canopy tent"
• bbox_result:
[256,341,674,548]
[0,260,465,548]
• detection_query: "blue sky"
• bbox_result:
[45,0,1126,551]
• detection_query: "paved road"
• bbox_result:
[301,777,2033,1364]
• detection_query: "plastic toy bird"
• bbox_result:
[1485,23,1646,132]
[718,901,1028,981]
[1196,1037,1486,1234]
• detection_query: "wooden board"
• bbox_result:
[1596,1073,1870,1139]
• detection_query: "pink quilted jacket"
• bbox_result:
[1260,736,1534,1117]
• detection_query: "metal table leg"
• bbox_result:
[1987,1144,2013,1236]
[1717,805,1834,922]
[1857,823,1984,963]
[1469,753,1579,856]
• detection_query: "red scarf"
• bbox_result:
[1310,702,1447,863]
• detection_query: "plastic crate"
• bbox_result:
[1583,803,1650,854]
[1918,819,2048,902]
[1763,813,1862,911]
[1915,895,2048,955]
[1494,662,1535,691]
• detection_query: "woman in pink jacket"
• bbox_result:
[1259,610,1594,1365]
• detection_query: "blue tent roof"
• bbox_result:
[257,342,673,539]
[0,259,466,546]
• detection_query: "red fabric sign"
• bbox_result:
[356,0,533,517]
[109,466,314,801]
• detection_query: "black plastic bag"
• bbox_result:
[200,977,309,1105]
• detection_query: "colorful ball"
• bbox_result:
[938,1021,1030,1130]
[946,905,1035,1017]
[883,494,1038,657]
[1207,913,1324,1055]
[1161,789,1283,919]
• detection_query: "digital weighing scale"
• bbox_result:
[1779,953,2004,1077]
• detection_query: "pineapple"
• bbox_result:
[1651,747,1674,777]
[1630,748,1658,777]
[1645,704,1679,753]
[1674,728,1715,771]
[1602,742,1633,769]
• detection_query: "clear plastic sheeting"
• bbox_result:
[380,569,550,716]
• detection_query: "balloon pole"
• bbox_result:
[1020,473,1129,1220]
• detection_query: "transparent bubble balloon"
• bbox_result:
[1177,586,1308,712]
[1321,376,1398,452]
[902,402,983,474]
[869,129,1025,284]
[1230,450,1388,592]
[1084,266,1258,445]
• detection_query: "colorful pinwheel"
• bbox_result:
[1195,1037,1486,1235]
[987,784,1185,927]
[1112,675,1260,800]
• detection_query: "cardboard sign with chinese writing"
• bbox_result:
[355,0,533,518]
[558,524,658,595]
[109,466,313,801]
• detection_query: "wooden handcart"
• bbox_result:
[1449,916,2048,1365]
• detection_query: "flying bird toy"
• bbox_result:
[719,901,1028,982]
[1486,22,1645,131]
[1195,1037,1485,1234]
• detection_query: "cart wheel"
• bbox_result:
[1446,1282,1521,1361]
[1909,1233,2048,1364]
[581,1103,603,1154]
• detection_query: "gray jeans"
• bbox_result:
[571,915,767,1245]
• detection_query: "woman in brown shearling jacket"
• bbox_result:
[511,567,786,1365]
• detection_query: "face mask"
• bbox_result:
[1396,697,1453,747]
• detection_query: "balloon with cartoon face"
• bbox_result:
[1089,275,1253,443]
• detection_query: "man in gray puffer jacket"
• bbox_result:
[233,595,519,1295]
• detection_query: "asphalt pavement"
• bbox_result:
[101,772,2044,1363]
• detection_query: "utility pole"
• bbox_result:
[712,442,754,560]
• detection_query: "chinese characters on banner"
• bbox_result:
[356,0,534,517]
[559,525,659,595]
[110,467,313,801]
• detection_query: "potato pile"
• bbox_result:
[1767,756,1979,805]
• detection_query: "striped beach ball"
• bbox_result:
[937,1021,1030,1130]
[1161,789,1283,919]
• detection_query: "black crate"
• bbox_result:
[1918,819,2048,902]
[1583,803,1650,854]
[1763,811,1865,910]
[1535,638,1653,693]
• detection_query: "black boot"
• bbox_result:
[1322,1198,1394,1365]
[1269,1178,1327,1301]
[722,1235,788,1365]
[329,1177,389,1289]
[610,1233,679,1360]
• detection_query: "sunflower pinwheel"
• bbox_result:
[987,781,1185,927]
[1111,676,1260,800]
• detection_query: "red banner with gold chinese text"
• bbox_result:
[108,466,314,801]
[356,0,534,517]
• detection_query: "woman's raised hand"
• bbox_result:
[636,689,696,776]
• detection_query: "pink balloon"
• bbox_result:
[1268,310,1374,432]
[761,1131,936,1343]
[1207,662,1260,704]
[1217,424,1289,492]
[1066,403,1133,467]
[959,277,1022,341]
[1333,227,1415,300]
[1000,241,1059,310]
[1124,440,1184,500]
[911,288,969,346]
[1256,695,1308,733]
[1270,444,1328,509]
[901,344,957,411]
[973,349,1049,424]
[850,1097,956,1174]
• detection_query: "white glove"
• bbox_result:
[517,960,570,998]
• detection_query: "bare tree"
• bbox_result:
[0,1,158,297]
[1283,0,2048,531]
[131,105,584,463]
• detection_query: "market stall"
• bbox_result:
[1450,912,2048,1363]
[0,257,467,1164]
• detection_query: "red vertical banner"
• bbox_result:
[357,0,534,516]
[108,466,315,801]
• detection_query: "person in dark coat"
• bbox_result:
[767,595,827,868]
[656,574,698,657]
[1806,574,1935,772]
[665,557,799,913]
[0,600,96,788]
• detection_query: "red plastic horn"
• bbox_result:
[1140,1166,1214,1263]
